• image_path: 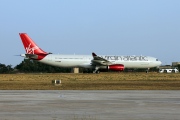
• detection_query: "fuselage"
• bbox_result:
[39,54,162,69]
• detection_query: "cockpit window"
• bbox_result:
[156,59,158,61]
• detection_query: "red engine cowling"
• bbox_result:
[108,64,124,71]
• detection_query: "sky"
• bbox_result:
[0,0,180,67]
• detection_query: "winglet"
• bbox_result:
[92,52,97,57]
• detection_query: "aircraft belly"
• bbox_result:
[39,58,92,68]
[118,61,151,68]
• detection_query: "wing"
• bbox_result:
[91,52,112,65]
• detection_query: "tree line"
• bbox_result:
[0,63,13,73]
[0,59,176,74]
[0,59,71,73]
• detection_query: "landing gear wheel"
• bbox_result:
[146,68,150,73]
[96,71,100,74]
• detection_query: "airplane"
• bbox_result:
[19,33,162,73]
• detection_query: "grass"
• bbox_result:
[0,72,180,90]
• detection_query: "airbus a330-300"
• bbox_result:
[19,33,162,73]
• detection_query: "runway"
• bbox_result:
[0,90,180,120]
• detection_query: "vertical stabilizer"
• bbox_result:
[19,33,48,60]
[19,33,48,55]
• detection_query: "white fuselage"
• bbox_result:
[39,54,162,69]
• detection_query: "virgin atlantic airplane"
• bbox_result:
[19,33,162,73]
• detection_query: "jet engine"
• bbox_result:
[108,64,124,71]
[98,64,125,72]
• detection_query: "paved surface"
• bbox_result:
[0,90,180,120]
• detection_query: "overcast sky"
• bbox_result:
[0,0,180,66]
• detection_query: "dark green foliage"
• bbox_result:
[177,65,180,71]
[124,67,159,72]
[15,59,71,73]
[0,63,13,73]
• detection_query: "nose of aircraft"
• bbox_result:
[158,61,162,66]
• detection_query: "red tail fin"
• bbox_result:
[19,33,48,55]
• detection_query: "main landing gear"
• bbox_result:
[146,68,150,73]
[93,70,100,74]
[93,66,100,74]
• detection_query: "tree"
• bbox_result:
[15,59,71,73]
[0,63,13,73]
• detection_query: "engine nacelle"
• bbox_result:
[108,64,124,71]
